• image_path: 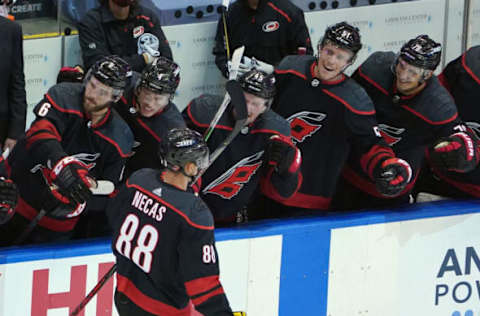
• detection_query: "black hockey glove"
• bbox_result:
[56,66,84,84]
[49,156,93,205]
[373,157,412,197]
[429,132,479,173]
[264,134,301,177]
[0,178,17,225]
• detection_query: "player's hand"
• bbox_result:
[373,157,412,197]
[429,132,479,173]
[250,57,274,74]
[142,52,158,65]
[264,135,301,177]
[49,156,93,205]
[56,65,85,84]
[0,178,17,225]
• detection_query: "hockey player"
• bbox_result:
[0,56,134,245]
[184,69,302,224]
[78,0,172,72]
[414,45,480,199]
[265,21,411,215]
[213,0,313,78]
[335,35,478,209]
[107,127,233,316]
[115,57,186,178]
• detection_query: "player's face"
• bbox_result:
[243,92,268,125]
[395,58,426,94]
[316,44,353,82]
[84,76,115,114]
[136,87,170,117]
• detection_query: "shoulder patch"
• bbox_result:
[276,55,314,79]
[186,94,225,127]
[327,78,375,115]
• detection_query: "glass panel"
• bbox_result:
[9,0,60,38]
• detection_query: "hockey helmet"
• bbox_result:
[321,21,362,55]
[88,55,131,91]
[238,69,276,100]
[111,0,136,7]
[399,35,442,71]
[137,57,180,95]
[159,128,209,171]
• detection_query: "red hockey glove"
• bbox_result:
[429,132,479,173]
[49,156,93,205]
[264,134,301,177]
[0,178,17,225]
[373,157,412,197]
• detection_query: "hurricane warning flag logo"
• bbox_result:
[203,151,263,199]
[287,111,326,143]
[378,124,405,145]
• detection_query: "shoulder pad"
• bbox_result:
[328,78,376,114]
[256,110,291,136]
[186,94,225,126]
[357,51,396,90]
[46,83,84,113]
[188,198,214,228]
[98,109,134,157]
[162,103,187,128]
[412,77,458,124]
[276,55,314,78]
[465,46,480,77]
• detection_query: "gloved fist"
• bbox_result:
[264,134,301,176]
[373,157,412,197]
[49,156,93,205]
[56,65,84,84]
[0,178,17,225]
[142,52,158,65]
[429,132,479,173]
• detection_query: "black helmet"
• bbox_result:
[138,57,180,95]
[321,21,362,55]
[159,128,209,170]
[90,55,130,90]
[238,69,276,99]
[399,35,442,71]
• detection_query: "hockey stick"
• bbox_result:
[70,264,117,316]
[204,45,245,142]
[12,180,115,245]
[221,0,231,59]
[192,80,248,185]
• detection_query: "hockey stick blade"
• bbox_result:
[228,45,245,80]
[90,180,115,195]
[226,80,248,121]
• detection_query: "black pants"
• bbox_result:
[412,167,473,200]
[114,291,158,316]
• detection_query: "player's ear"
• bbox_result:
[184,162,198,177]
[423,70,433,81]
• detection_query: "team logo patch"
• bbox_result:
[287,111,326,143]
[262,21,280,32]
[133,26,145,38]
[377,124,405,145]
[203,152,263,199]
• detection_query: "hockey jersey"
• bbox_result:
[272,55,390,209]
[7,82,134,232]
[184,95,300,221]
[108,168,232,316]
[116,89,186,178]
[347,51,463,198]
[434,46,480,196]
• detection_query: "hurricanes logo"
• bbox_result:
[203,151,263,199]
[465,121,480,139]
[287,111,326,143]
[377,124,405,145]
[262,21,280,32]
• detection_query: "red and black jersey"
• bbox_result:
[7,82,134,232]
[347,51,463,198]
[107,168,232,316]
[183,94,300,221]
[213,0,312,77]
[116,89,186,178]
[432,46,480,196]
[272,55,389,210]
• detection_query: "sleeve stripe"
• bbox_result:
[267,2,292,22]
[462,50,480,86]
[186,101,233,131]
[323,88,376,115]
[275,69,307,80]
[191,286,225,307]
[185,275,221,297]
[360,144,394,178]
[400,104,458,125]
[93,130,132,158]
[45,94,84,118]
[136,117,162,142]
[25,119,62,149]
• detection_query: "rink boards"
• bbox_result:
[0,200,479,316]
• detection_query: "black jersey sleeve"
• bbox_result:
[145,9,173,61]
[212,14,230,78]
[288,9,312,56]
[179,200,232,316]
[438,54,462,92]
